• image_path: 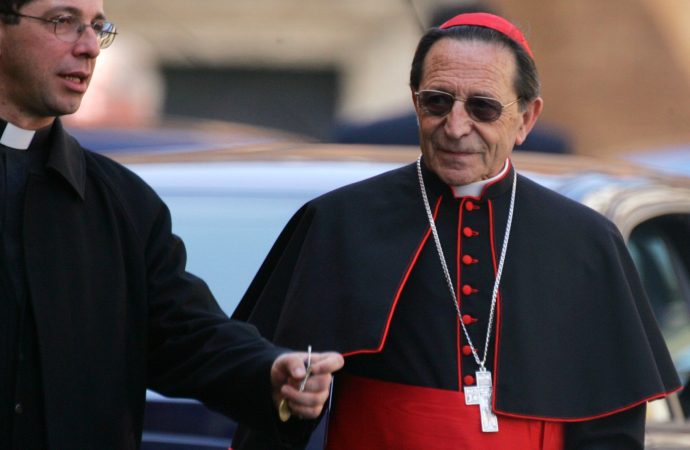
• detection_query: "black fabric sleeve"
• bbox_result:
[564,404,646,450]
[143,199,287,431]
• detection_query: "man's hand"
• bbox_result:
[271,350,344,420]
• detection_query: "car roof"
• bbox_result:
[71,120,690,240]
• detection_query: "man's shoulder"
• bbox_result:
[517,174,618,231]
[52,124,159,202]
[81,148,158,198]
[83,148,141,181]
[72,147,167,232]
[311,162,416,206]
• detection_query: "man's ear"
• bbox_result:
[515,97,544,146]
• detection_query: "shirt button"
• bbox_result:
[464,374,476,386]
[462,345,473,356]
[14,403,23,414]
[465,201,476,211]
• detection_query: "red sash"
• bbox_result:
[326,374,564,450]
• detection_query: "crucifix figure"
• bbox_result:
[464,370,499,432]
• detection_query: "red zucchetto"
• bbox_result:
[440,12,534,59]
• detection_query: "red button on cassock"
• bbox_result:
[462,345,473,356]
[462,314,476,325]
[465,201,476,211]
[462,255,477,265]
[462,284,477,296]
[463,227,478,238]
[464,375,476,386]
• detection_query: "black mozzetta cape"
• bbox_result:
[233,160,681,420]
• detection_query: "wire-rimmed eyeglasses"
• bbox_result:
[9,12,117,49]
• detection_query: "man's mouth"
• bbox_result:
[59,72,90,93]
[440,147,478,155]
[62,75,85,84]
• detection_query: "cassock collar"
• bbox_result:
[420,157,515,201]
[451,159,511,198]
[0,117,86,199]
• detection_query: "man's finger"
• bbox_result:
[274,353,308,379]
[283,372,331,396]
[308,352,344,375]
[280,387,330,419]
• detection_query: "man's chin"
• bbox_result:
[51,101,84,118]
[437,169,480,187]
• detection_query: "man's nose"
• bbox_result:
[443,100,473,138]
[73,26,101,58]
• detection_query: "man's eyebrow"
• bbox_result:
[43,6,106,21]
[425,86,453,94]
[469,90,500,99]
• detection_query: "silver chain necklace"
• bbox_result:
[416,155,516,432]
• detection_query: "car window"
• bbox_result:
[628,214,690,380]
[142,161,401,314]
[163,193,308,314]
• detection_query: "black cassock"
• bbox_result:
[233,160,680,449]
[0,119,287,449]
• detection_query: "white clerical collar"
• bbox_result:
[451,160,510,198]
[0,122,36,150]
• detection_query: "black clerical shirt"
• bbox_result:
[0,121,51,448]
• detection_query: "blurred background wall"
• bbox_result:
[70,0,690,156]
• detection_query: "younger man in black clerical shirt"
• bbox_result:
[0,1,342,448]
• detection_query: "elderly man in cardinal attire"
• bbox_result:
[232,12,681,450]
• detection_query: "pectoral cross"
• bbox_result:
[464,370,499,432]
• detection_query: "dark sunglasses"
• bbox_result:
[415,90,520,122]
